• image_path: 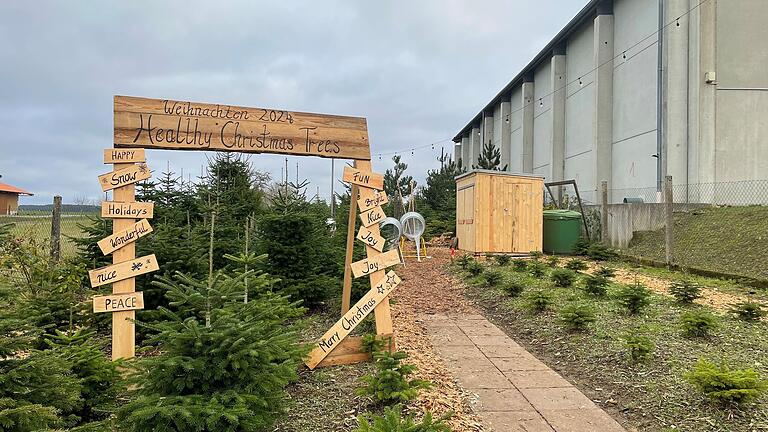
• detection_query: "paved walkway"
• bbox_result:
[423,313,626,432]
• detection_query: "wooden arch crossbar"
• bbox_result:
[92,95,398,367]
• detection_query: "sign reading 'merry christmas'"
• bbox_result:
[114,96,371,160]
[305,271,401,369]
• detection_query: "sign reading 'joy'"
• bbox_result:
[356,226,385,252]
[350,249,401,278]
[305,271,401,369]
[114,96,371,160]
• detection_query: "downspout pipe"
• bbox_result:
[656,0,664,192]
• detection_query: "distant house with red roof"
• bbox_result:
[0,182,33,215]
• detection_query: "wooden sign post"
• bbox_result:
[91,148,158,360]
[98,95,396,367]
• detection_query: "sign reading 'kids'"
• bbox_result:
[114,96,371,160]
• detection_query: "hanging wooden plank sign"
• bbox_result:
[350,249,401,278]
[356,226,385,252]
[98,163,151,192]
[360,206,386,227]
[88,254,160,288]
[104,148,145,164]
[101,201,154,219]
[342,166,384,190]
[357,190,388,212]
[114,96,371,160]
[305,271,401,369]
[93,292,144,313]
[97,219,153,255]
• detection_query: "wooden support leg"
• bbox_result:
[111,162,136,360]
[354,159,394,336]
[341,182,359,314]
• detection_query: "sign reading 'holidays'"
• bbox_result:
[101,201,155,219]
[114,96,371,160]
[305,271,401,369]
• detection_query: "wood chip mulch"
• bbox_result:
[581,259,768,315]
[390,248,486,431]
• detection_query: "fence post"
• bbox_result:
[664,175,673,267]
[600,181,608,245]
[50,195,62,264]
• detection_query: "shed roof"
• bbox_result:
[455,169,545,182]
[0,182,34,196]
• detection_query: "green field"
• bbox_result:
[0,214,95,258]
[626,206,768,282]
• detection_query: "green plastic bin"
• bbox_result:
[542,210,582,254]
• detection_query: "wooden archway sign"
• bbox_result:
[91,95,398,367]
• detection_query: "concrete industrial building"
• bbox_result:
[453,0,768,204]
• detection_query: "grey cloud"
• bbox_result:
[0,0,585,205]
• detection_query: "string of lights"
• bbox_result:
[373,0,710,162]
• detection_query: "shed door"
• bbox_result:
[456,183,475,251]
[508,180,535,253]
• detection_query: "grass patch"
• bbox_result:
[0,214,92,259]
[626,206,768,282]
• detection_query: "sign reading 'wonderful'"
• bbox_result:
[114,96,371,160]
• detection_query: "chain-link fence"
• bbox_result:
[0,202,94,261]
[595,178,768,282]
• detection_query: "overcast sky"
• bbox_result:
[0,0,585,205]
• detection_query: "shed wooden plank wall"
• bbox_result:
[0,193,19,215]
[455,171,543,254]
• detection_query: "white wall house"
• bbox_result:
[453,0,768,204]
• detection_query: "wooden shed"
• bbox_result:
[455,170,543,254]
[0,183,34,215]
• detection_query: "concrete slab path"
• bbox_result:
[423,313,626,432]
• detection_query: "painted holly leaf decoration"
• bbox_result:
[131,262,143,271]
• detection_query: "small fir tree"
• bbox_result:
[473,141,507,171]
[117,271,307,432]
